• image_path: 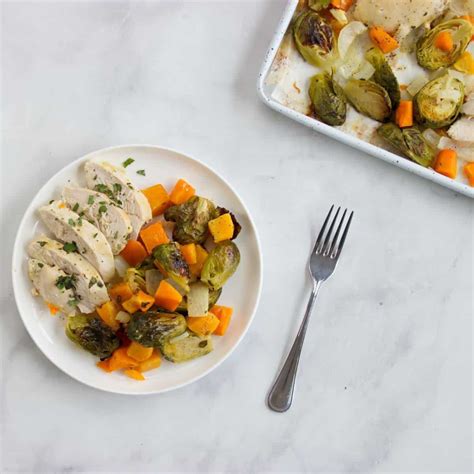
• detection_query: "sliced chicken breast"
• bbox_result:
[62,186,133,255]
[84,161,152,239]
[28,236,109,313]
[38,201,115,282]
[353,0,448,39]
[28,258,77,314]
[462,92,474,117]
[447,117,474,144]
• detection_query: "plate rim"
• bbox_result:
[11,143,263,395]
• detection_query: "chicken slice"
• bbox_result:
[28,236,109,313]
[84,161,152,239]
[62,186,132,255]
[353,0,448,39]
[447,117,474,144]
[38,201,115,282]
[462,92,474,117]
[28,258,78,314]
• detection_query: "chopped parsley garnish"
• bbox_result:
[93,174,97,181]
[122,157,135,168]
[49,200,55,205]
[88,277,97,288]
[56,275,76,291]
[94,184,110,195]
[37,262,44,268]
[98,204,107,214]
[136,169,146,176]
[87,195,94,205]
[113,183,122,194]
[114,231,118,239]
[62,242,78,253]
[77,216,83,226]
[72,202,79,212]
[93,233,98,238]
[68,218,76,227]
[68,298,79,307]
[38,241,47,247]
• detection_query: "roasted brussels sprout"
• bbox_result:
[164,196,217,245]
[308,0,331,11]
[176,287,222,314]
[377,123,435,167]
[66,314,119,359]
[366,47,400,109]
[309,73,347,126]
[125,267,146,292]
[293,11,336,67]
[417,19,472,70]
[344,79,392,122]
[201,241,240,291]
[152,243,190,292]
[414,74,464,129]
[127,311,187,347]
[161,332,213,363]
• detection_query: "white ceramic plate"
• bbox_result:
[12,145,262,395]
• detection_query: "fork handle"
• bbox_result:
[267,281,321,412]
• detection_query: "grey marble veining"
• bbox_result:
[1,1,472,473]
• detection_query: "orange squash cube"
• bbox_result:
[127,341,154,362]
[124,369,145,381]
[180,243,197,265]
[96,300,120,331]
[142,184,170,216]
[120,240,147,266]
[210,305,233,336]
[122,290,155,313]
[154,280,183,312]
[109,347,139,371]
[169,179,195,205]
[138,351,161,372]
[139,222,170,254]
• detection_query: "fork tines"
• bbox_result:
[314,205,353,259]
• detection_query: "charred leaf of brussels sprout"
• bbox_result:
[152,243,190,292]
[201,241,240,291]
[377,123,435,167]
[414,74,464,129]
[309,73,347,126]
[127,311,187,347]
[344,79,392,122]
[293,11,336,68]
[366,47,400,109]
[161,332,213,363]
[216,207,241,240]
[164,196,217,244]
[176,287,222,314]
[125,267,146,292]
[417,19,472,70]
[66,314,119,359]
[308,0,331,11]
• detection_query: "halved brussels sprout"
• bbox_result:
[127,311,187,347]
[344,79,392,122]
[66,314,120,359]
[164,196,217,245]
[152,243,190,292]
[125,267,146,292]
[417,19,472,70]
[414,74,464,128]
[161,332,213,363]
[366,47,400,109]
[308,0,331,11]
[377,123,435,167]
[293,11,336,67]
[201,241,240,291]
[309,73,347,126]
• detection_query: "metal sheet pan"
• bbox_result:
[257,0,474,198]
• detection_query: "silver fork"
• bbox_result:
[267,205,354,413]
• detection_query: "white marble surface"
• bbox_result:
[1,1,472,472]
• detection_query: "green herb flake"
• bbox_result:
[56,275,76,291]
[122,157,135,168]
[113,183,122,194]
[68,218,76,227]
[93,233,98,238]
[98,204,107,214]
[136,169,146,176]
[38,241,47,247]
[62,242,78,253]
[114,231,118,239]
[37,262,44,268]
[72,203,79,212]
[49,200,55,205]
[68,298,79,307]
[87,195,94,205]
[88,277,97,288]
